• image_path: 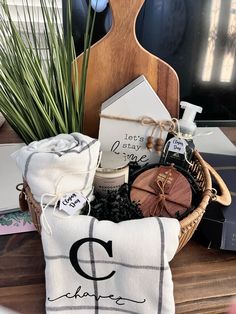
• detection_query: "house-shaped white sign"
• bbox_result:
[98,75,172,165]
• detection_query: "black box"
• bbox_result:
[197,153,236,251]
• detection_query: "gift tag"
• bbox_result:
[168,138,187,154]
[59,193,87,216]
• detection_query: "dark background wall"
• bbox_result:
[66,0,236,125]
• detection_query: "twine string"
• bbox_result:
[100,114,175,138]
[40,193,58,235]
[132,168,174,217]
[40,192,92,236]
[40,161,101,235]
[151,169,173,216]
[100,113,211,140]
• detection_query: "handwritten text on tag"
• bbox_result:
[59,193,87,216]
[168,138,187,154]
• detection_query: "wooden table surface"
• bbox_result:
[0,123,236,314]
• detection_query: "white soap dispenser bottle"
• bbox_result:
[161,101,203,168]
[178,102,202,137]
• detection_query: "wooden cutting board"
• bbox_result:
[75,0,179,138]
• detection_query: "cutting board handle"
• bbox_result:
[109,0,145,36]
[76,0,179,137]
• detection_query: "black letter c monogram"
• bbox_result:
[69,237,116,281]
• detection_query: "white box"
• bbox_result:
[98,75,172,165]
[0,143,25,213]
[195,127,236,156]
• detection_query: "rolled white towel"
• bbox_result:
[12,133,100,204]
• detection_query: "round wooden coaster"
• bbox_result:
[130,165,192,218]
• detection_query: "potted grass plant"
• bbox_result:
[0,0,96,144]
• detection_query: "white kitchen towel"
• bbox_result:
[12,133,100,204]
[41,212,180,314]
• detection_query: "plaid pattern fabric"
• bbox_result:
[41,213,180,314]
[12,133,100,204]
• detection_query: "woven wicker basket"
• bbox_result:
[18,150,231,252]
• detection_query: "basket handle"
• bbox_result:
[17,182,30,212]
[206,162,232,206]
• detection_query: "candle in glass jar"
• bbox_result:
[94,151,129,195]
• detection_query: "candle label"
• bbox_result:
[59,193,86,216]
[94,175,126,195]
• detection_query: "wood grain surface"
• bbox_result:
[0,125,235,314]
[171,240,236,314]
[0,122,22,144]
[221,127,236,146]
[0,233,45,314]
[76,0,179,138]
[1,234,236,314]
